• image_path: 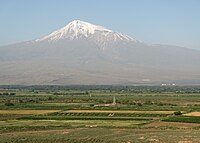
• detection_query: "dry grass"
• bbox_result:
[184,112,200,116]
[64,110,174,114]
[0,110,60,115]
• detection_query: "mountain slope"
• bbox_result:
[0,20,200,85]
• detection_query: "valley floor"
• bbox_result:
[0,85,200,143]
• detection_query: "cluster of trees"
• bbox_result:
[53,92,89,95]
[0,92,16,96]
[4,102,15,106]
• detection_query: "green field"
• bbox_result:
[0,85,200,143]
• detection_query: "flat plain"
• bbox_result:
[0,85,200,143]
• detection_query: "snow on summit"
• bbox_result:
[37,20,136,44]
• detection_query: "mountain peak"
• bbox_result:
[37,20,112,41]
[65,19,112,34]
[36,20,136,47]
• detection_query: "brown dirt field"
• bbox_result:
[64,110,174,114]
[0,128,78,136]
[178,141,193,143]
[184,112,200,116]
[0,115,26,120]
[145,121,200,129]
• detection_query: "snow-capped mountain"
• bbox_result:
[36,20,137,49]
[0,20,200,85]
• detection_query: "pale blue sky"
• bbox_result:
[0,0,200,50]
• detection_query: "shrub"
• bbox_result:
[9,93,16,95]
[174,111,182,116]
[48,96,53,100]
[5,102,15,106]
[2,93,9,95]
[137,103,143,106]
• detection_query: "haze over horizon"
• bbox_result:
[0,0,200,50]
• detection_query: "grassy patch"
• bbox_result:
[164,116,200,123]
[64,110,174,114]
[0,110,60,115]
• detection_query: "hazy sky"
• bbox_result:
[0,0,200,50]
